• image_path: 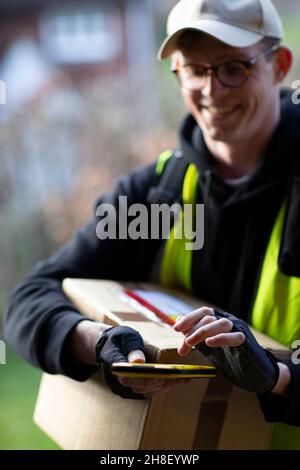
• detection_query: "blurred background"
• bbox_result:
[0,0,299,450]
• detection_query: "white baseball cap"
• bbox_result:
[158,0,283,60]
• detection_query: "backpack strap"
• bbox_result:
[146,149,189,205]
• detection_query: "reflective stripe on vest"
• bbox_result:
[156,153,199,291]
[251,201,300,346]
[251,201,300,450]
[155,149,173,175]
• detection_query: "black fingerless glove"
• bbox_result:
[195,309,280,393]
[95,325,146,399]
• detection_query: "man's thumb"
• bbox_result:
[127,349,146,363]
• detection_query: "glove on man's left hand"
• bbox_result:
[95,325,146,399]
[196,310,280,393]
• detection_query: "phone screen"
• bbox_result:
[111,362,217,379]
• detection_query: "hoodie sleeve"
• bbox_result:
[3,162,160,381]
[257,358,300,426]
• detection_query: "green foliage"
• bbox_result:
[0,346,60,450]
[283,16,300,51]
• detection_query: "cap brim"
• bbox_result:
[157,19,263,60]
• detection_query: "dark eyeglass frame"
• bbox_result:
[171,44,280,90]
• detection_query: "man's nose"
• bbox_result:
[201,70,227,98]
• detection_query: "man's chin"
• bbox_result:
[204,126,236,143]
[197,114,242,142]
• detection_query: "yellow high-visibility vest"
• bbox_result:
[156,151,300,449]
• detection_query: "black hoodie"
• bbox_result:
[185,89,300,319]
[3,89,300,425]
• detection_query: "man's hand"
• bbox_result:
[173,307,280,393]
[96,325,187,399]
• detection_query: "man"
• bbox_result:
[4,0,300,447]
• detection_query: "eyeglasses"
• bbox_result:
[171,45,279,90]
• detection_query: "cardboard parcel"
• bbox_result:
[34,279,289,450]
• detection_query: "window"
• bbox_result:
[39,3,121,64]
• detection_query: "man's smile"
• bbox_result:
[200,104,240,117]
[199,104,241,124]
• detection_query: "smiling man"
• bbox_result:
[164,27,290,181]
[4,0,300,450]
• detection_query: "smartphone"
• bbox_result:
[111,362,217,379]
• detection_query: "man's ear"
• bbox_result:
[273,46,293,83]
[171,51,182,70]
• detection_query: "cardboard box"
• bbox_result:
[34,279,289,450]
